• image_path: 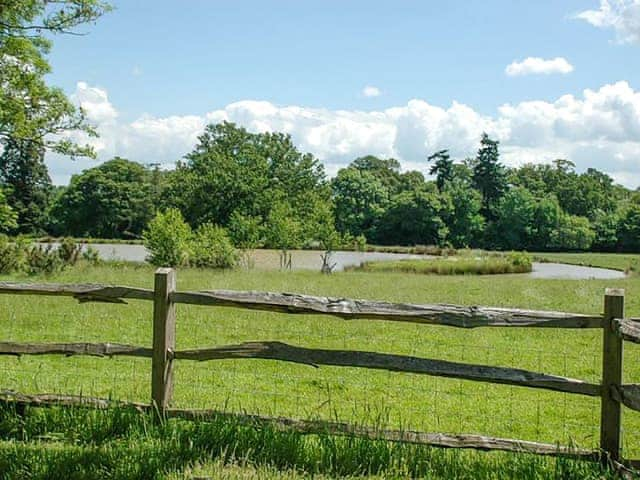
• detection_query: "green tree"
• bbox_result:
[375,188,448,246]
[1,1,111,157]
[265,201,304,269]
[472,133,507,219]
[50,158,155,238]
[331,167,389,239]
[166,122,330,237]
[427,149,453,191]
[618,202,640,252]
[549,214,595,251]
[442,179,484,248]
[143,209,192,267]
[0,189,17,232]
[0,137,52,233]
[487,187,536,250]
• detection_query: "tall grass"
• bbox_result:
[0,405,621,480]
[352,252,532,275]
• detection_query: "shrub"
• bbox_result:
[191,223,238,269]
[0,235,25,274]
[57,237,82,265]
[82,246,101,265]
[24,244,65,275]
[507,251,532,270]
[143,209,192,267]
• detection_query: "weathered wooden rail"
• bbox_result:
[0,269,638,471]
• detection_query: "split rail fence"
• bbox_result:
[0,267,639,470]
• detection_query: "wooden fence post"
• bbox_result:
[600,288,625,463]
[152,267,176,413]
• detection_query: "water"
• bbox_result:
[56,243,628,280]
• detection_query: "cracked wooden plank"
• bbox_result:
[0,342,152,358]
[172,290,603,329]
[0,282,154,303]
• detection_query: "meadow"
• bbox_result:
[0,258,639,478]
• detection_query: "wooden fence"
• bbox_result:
[0,268,639,471]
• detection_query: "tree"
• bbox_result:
[472,133,507,219]
[375,188,448,246]
[0,137,52,233]
[442,179,484,248]
[549,214,595,251]
[427,149,453,191]
[0,189,17,232]
[487,187,536,250]
[166,122,331,238]
[350,155,403,193]
[331,167,389,239]
[617,202,640,252]
[49,158,155,238]
[1,1,111,158]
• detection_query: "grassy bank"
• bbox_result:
[351,252,532,275]
[533,252,640,274]
[0,262,638,477]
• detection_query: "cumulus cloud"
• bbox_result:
[48,80,640,189]
[362,85,382,97]
[505,57,574,76]
[576,0,640,44]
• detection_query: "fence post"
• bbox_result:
[600,288,624,463]
[152,267,176,413]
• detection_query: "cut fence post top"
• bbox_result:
[605,288,625,297]
[156,267,175,275]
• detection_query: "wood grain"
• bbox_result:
[613,384,640,413]
[0,341,152,358]
[171,290,603,329]
[614,318,640,344]
[0,282,154,303]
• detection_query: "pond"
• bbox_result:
[60,243,627,280]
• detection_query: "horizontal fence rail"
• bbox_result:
[0,391,598,460]
[0,271,638,471]
[0,282,154,303]
[0,341,152,358]
[174,341,601,396]
[614,318,640,344]
[613,384,640,413]
[171,290,604,329]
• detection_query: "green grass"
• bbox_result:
[533,252,640,274]
[0,405,622,480]
[351,254,532,275]
[0,261,639,477]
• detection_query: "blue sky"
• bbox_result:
[45,1,640,187]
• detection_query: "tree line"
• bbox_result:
[1,121,638,253]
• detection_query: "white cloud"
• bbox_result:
[48,80,640,189]
[362,85,382,97]
[576,0,640,44]
[505,57,574,76]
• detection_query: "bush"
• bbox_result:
[143,209,193,267]
[57,237,82,265]
[0,235,25,274]
[82,246,101,265]
[506,251,532,270]
[191,223,238,269]
[24,244,65,275]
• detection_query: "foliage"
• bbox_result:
[331,167,389,238]
[441,179,484,248]
[0,234,24,273]
[427,149,454,191]
[191,223,238,269]
[0,137,52,233]
[227,211,264,250]
[472,133,507,219]
[0,0,111,158]
[548,214,595,251]
[374,188,448,246]
[0,189,17,233]
[24,243,65,275]
[143,209,192,267]
[50,158,156,238]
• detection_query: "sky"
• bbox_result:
[45,0,640,188]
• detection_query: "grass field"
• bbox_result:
[0,259,639,478]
